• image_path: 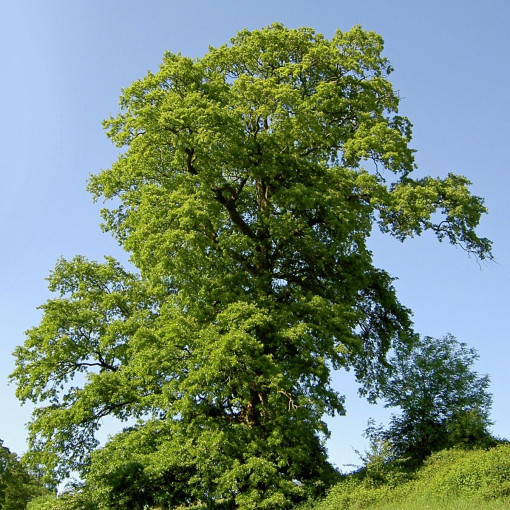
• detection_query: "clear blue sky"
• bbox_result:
[1,1,508,471]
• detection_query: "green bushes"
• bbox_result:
[344,495,510,510]
[417,445,510,500]
[27,491,95,510]
[316,444,510,509]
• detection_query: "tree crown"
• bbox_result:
[11,24,492,508]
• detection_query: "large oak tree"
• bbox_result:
[12,24,491,508]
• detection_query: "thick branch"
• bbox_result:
[213,188,258,240]
[185,148,198,175]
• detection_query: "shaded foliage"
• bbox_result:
[372,335,495,462]
[0,440,49,510]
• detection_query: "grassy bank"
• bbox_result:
[310,444,510,510]
[355,495,510,509]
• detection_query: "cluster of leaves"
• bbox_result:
[11,23,492,508]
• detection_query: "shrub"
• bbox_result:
[316,444,510,509]
[416,444,510,499]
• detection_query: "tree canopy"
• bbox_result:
[11,24,492,508]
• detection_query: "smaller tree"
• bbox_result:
[372,334,494,462]
[0,440,49,510]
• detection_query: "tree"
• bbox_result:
[372,334,494,462]
[0,440,49,509]
[11,24,492,508]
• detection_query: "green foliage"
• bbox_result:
[417,445,510,500]
[0,440,49,510]
[11,24,492,508]
[27,490,95,510]
[316,444,510,510]
[334,495,510,510]
[11,256,156,482]
[84,422,198,509]
[373,335,494,461]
